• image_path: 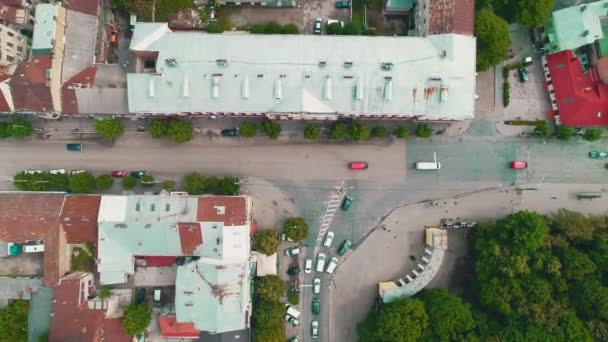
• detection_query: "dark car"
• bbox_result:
[66,143,83,151]
[287,266,301,275]
[130,171,149,178]
[312,298,320,315]
[135,288,147,304]
[314,17,323,34]
[337,239,352,256]
[518,67,529,82]
[335,0,351,7]
[341,195,353,210]
[221,128,239,137]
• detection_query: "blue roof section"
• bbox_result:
[127,24,477,120]
[32,4,58,53]
[28,287,53,342]
[175,259,251,334]
[546,0,608,53]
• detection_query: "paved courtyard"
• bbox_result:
[0,253,43,277]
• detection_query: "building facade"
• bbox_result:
[0,22,29,65]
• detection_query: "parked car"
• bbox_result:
[327,19,344,28]
[288,337,300,342]
[311,321,319,339]
[66,143,83,151]
[135,288,147,304]
[314,17,323,34]
[221,128,239,137]
[284,247,301,256]
[286,304,301,319]
[25,170,43,175]
[316,253,326,272]
[518,67,529,82]
[69,170,86,175]
[130,171,149,178]
[312,298,321,315]
[285,314,299,326]
[281,233,293,242]
[323,231,334,248]
[153,288,162,304]
[522,56,533,66]
[341,195,352,210]
[49,169,66,175]
[304,259,313,274]
[589,151,608,159]
[325,257,339,274]
[510,161,528,169]
[349,161,368,170]
[338,239,352,256]
[111,170,127,177]
[287,266,301,275]
[335,0,351,8]
[313,278,321,294]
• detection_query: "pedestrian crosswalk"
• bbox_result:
[316,184,345,247]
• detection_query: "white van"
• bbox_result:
[286,304,301,319]
[416,162,441,170]
[23,241,44,253]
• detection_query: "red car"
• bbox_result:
[349,161,368,170]
[111,170,127,177]
[510,161,527,169]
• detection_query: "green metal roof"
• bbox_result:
[546,0,608,53]
[31,4,58,54]
[175,260,251,334]
[386,0,414,11]
[128,23,476,120]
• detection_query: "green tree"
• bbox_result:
[415,123,433,138]
[141,174,155,188]
[122,304,151,336]
[49,174,70,191]
[13,172,32,191]
[256,275,285,301]
[420,289,476,341]
[329,121,347,140]
[162,179,176,191]
[303,123,321,140]
[350,122,371,141]
[183,172,206,194]
[70,172,96,194]
[148,119,169,138]
[254,230,281,256]
[372,126,388,138]
[561,248,596,281]
[239,122,257,137]
[327,22,343,35]
[343,22,362,35]
[551,209,595,241]
[8,118,33,138]
[394,125,410,138]
[283,217,309,242]
[167,120,193,143]
[0,300,28,342]
[375,298,429,342]
[555,124,575,140]
[264,22,283,34]
[514,0,555,28]
[206,22,224,33]
[98,288,113,300]
[475,8,511,71]
[583,128,602,142]
[252,299,284,342]
[217,176,239,195]
[0,122,10,138]
[260,119,281,139]
[122,175,136,190]
[95,118,124,141]
[534,121,553,138]
[250,23,266,34]
[155,0,193,21]
[572,278,608,320]
[95,175,114,192]
[281,23,299,34]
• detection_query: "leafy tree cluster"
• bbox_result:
[327,122,422,141]
[13,171,115,193]
[253,275,286,342]
[239,122,257,138]
[147,119,193,142]
[122,304,152,336]
[0,300,28,342]
[253,230,281,256]
[303,123,321,140]
[283,217,309,242]
[249,22,299,34]
[260,119,281,140]
[95,118,124,141]
[475,8,511,71]
[183,172,239,195]
[0,118,34,139]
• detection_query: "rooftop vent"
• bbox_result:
[582,29,589,37]
[344,61,353,68]
[380,62,393,71]
[214,206,225,215]
[212,76,220,98]
[216,59,228,66]
[182,75,189,98]
[165,58,177,67]
[216,237,220,245]
[212,224,218,229]
[324,76,332,100]
[355,78,364,100]
[319,61,327,67]
[384,78,393,101]
[275,79,282,99]
[242,76,250,99]
[257,73,264,78]
[113,223,127,229]
[145,224,152,229]
[440,82,448,102]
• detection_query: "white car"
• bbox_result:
[304,258,313,273]
[25,170,43,175]
[69,170,86,175]
[49,169,66,175]
[325,257,339,274]
[311,321,319,339]
[285,314,299,326]
[323,231,334,247]
[313,278,321,294]
[316,253,326,272]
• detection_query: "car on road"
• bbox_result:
[69,170,86,175]
[313,17,323,34]
[130,171,149,178]
[49,169,66,175]
[111,170,127,177]
[510,161,528,169]
[341,195,352,210]
[281,233,293,242]
[221,128,239,137]
[285,247,301,256]
[304,259,313,273]
[313,278,321,294]
[66,143,83,151]
[286,304,301,319]
[338,239,352,256]
[311,321,319,339]
[312,298,320,315]
[316,253,326,272]
[325,257,339,274]
[589,151,608,159]
[285,314,299,326]
[323,231,334,247]
[349,161,368,170]
[335,0,351,7]
[518,67,529,82]
[287,266,300,275]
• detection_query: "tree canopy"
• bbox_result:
[583,128,602,142]
[254,230,281,256]
[239,122,257,137]
[252,299,284,342]
[420,289,476,341]
[8,118,33,138]
[148,119,169,138]
[95,175,114,192]
[304,123,321,140]
[260,119,281,139]
[350,122,371,141]
[167,120,193,143]
[374,298,429,342]
[70,172,96,193]
[256,275,285,302]
[95,118,124,141]
[122,304,151,336]
[475,8,511,71]
[183,172,239,195]
[330,122,347,140]
[514,0,555,28]
[283,217,309,241]
[0,300,28,342]
[555,125,575,140]
[415,124,433,138]
[122,175,136,189]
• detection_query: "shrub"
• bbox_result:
[206,23,224,33]
[239,122,257,137]
[287,289,299,305]
[264,22,283,34]
[70,172,96,194]
[415,124,433,138]
[0,122,10,138]
[502,66,510,79]
[122,176,136,190]
[250,23,266,33]
[303,123,321,140]
[122,304,152,336]
[350,122,371,141]
[372,126,388,138]
[327,22,343,35]
[95,118,124,141]
[141,175,155,187]
[254,231,281,256]
[281,23,299,34]
[8,118,33,138]
[283,217,309,242]
[503,80,510,107]
[256,275,285,301]
[167,120,193,143]
[394,125,410,138]
[555,124,575,141]
[148,119,169,138]
[98,288,112,300]
[584,128,603,142]
[534,121,553,138]
[260,119,281,139]
[162,180,176,191]
[343,22,362,35]
[95,175,114,192]
[330,121,347,140]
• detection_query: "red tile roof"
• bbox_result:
[60,195,101,244]
[428,0,474,35]
[0,87,10,112]
[61,65,98,115]
[547,50,608,126]
[159,316,200,338]
[0,194,64,241]
[178,223,203,255]
[197,197,248,226]
[64,0,100,16]
[101,318,131,342]
[10,56,54,112]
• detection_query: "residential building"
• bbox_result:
[412,0,474,36]
[128,23,476,121]
[0,22,30,66]
[0,0,35,29]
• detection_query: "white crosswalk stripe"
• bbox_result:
[316,181,346,246]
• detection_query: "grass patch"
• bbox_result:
[287,289,299,305]
[71,242,95,272]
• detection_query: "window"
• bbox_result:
[7,31,13,37]
[6,55,13,62]
[6,42,13,48]
[16,46,22,53]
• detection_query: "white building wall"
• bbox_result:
[0,23,29,66]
